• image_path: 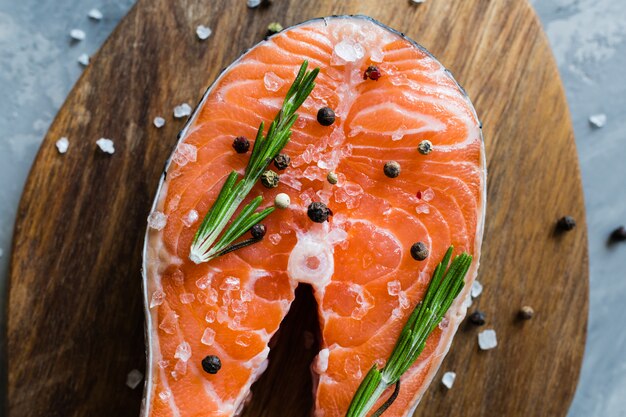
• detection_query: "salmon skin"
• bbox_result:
[142,15,485,417]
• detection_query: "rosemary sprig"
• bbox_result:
[189,61,319,264]
[345,246,472,417]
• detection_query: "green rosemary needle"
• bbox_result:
[345,246,472,417]
[189,61,319,264]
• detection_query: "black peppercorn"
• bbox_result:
[557,216,576,231]
[519,306,534,320]
[317,107,336,126]
[468,310,486,326]
[384,161,401,178]
[307,202,332,223]
[232,136,250,153]
[418,140,433,155]
[260,170,279,188]
[273,153,291,170]
[363,65,381,81]
[410,241,429,261]
[201,355,222,374]
[251,224,266,239]
[610,226,626,242]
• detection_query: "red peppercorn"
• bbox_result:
[416,191,422,199]
[364,66,381,81]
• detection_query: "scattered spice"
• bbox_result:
[273,153,290,170]
[410,241,429,261]
[201,355,222,374]
[468,310,486,326]
[317,107,336,126]
[327,171,338,185]
[418,140,433,155]
[307,202,332,223]
[232,136,250,153]
[383,161,401,178]
[274,193,290,209]
[260,170,279,188]
[267,22,283,36]
[250,224,266,239]
[556,216,576,231]
[610,226,626,242]
[519,306,534,320]
[363,65,381,81]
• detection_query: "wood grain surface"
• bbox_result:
[7,0,588,416]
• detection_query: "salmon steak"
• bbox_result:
[142,15,485,417]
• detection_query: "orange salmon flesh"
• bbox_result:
[142,15,485,417]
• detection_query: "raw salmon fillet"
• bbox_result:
[142,15,485,417]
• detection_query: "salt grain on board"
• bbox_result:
[77,53,90,66]
[55,137,69,154]
[589,113,607,128]
[478,329,498,350]
[70,29,86,41]
[471,280,483,298]
[246,0,262,8]
[196,25,212,40]
[173,103,192,118]
[153,117,165,128]
[88,8,103,20]
[96,138,115,154]
[441,371,456,389]
[126,369,143,389]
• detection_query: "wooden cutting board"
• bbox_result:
[7,0,588,416]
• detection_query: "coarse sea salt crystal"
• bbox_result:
[173,103,192,118]
[195,275,212,290]
[216,307,229,323]
[471,280,483,298]
[235,334,252,347]
[182,209,199,227]
[331,40,365,64]
[201,327,216,346]
[153,117,165,128]
[589,113,607,128]
[422,187,435,202]
[147,211,167,230]
[231,299,247,314]
[415,204,430,214]
[196,25,212,40]
[175,341,192,362]
[180,293,195,304]
[344,355,362,379]
[158,360,170,369]
[77,53,90,66]
[269,233,282,245]
[441,371,456,389]
[205,310,216,323]
[158,390,171,402]
[159,312,178,334]
[96,138,115,154]
[392,129,405,141]
[126,369,143,389]
[315,348,330,373]
[88,8,103,20]
[150,289,165,308]
[387,280,401,296]
[70,29,86,41]
[264,72,284,92]
[56,137,69,154]
[478,329,498,350]
[398,291,410,309]
[172,143,197,166]
[220,276,240,291]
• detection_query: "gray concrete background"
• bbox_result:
[0,0,624,415]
